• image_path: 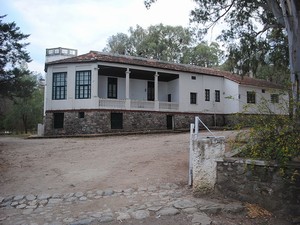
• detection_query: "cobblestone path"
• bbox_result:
[0,183,248,225]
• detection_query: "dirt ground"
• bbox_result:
[0,130,236,196]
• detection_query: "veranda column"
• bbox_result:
[92,65,99,107]
[154,72,159,110]
[125,68,130,109]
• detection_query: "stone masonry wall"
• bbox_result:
[44,110,227,136]
[215,158,300,216]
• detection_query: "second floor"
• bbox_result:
[44,51,288,115]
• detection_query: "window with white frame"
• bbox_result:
[205,89,210,101]
[215,90,220,102]
[75,70,91,99]
[190,92,197,104]
[52,72,67,100]
[271,94,279,103]
[247,91,256,104]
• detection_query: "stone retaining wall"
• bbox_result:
[44,110,226,136]
[215,158,300,216]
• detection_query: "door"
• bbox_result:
[166,115,173,130]
[111,113,123,129]
[147,81,154,101]
[168,94,171,102]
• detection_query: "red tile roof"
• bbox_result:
[46,51,283,89]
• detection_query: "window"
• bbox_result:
[52,72,67,100]
[107,77,118,99]
[205,89,210,101]
[190,92,197,104]
[215,90,220,102]
[53,113,64,129]
[191,76,196,80]
[75,70,91,99]
[262,89,266,93]
[62,49,68,54]
[78,112,85,118]
[271,94,279,103]
[247,91,256,104]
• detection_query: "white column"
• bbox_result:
[92,65,99,108]
[125,68,131,110]
[126,68,130,99]
[154,72,159,101]
[154,72,159,110]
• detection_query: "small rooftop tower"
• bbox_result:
[45,47,78,63]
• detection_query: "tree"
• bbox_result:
[145,0,300,116]
[3,74,44,134]
[103,24,193,62]
[181,41,222,67]
[102,33,130,54]
[0,15,32,98]
[222,29,289,84]
[103,24,222,67]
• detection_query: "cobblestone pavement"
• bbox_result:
[0,182,251,225]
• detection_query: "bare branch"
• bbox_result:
[206,1,235,29]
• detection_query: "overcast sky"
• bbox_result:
[1,0,205,75]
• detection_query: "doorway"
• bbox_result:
[166,115,173,130]
[111,112,123,129]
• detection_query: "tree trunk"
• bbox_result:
[22,114,28,134]
[280,0,300,119]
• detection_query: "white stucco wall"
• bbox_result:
[178,73,224,113]
[239,85,288,114]
[45,62,287,115]
[45,63,99,111]
[223,79,240,114]
[167,79,179,102]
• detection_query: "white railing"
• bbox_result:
[130,99,155,110]
[159,101,179,111]
[98,98,179,111]
[99,98,126,109]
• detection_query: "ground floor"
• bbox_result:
[0,133,290,225]
[44,109,233,136]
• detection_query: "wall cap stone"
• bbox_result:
[221,157,300,168]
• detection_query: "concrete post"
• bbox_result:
[154,72,159,110]
[125,68,131,109]
[125,68,130,99]
[192,136,225,195]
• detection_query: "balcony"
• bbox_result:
[99,98,179,111]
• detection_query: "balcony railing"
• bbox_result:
[99,98,126,109]
[99,98,178,111]
[159,102,179,111]
[131,100,155,110]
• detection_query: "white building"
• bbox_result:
[44,48,287,135]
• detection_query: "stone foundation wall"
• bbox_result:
[216,158,300,216]
[44,110,227,136]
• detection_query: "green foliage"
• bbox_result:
[233,98,300,166]
[4,85,44,134]
[0,15,43,134]
[103,24,222,67]
[0,15,32,98]
[181,41,223,67]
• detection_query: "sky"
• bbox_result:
[1,0,208,76]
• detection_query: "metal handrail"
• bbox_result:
[194,116,216,137]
